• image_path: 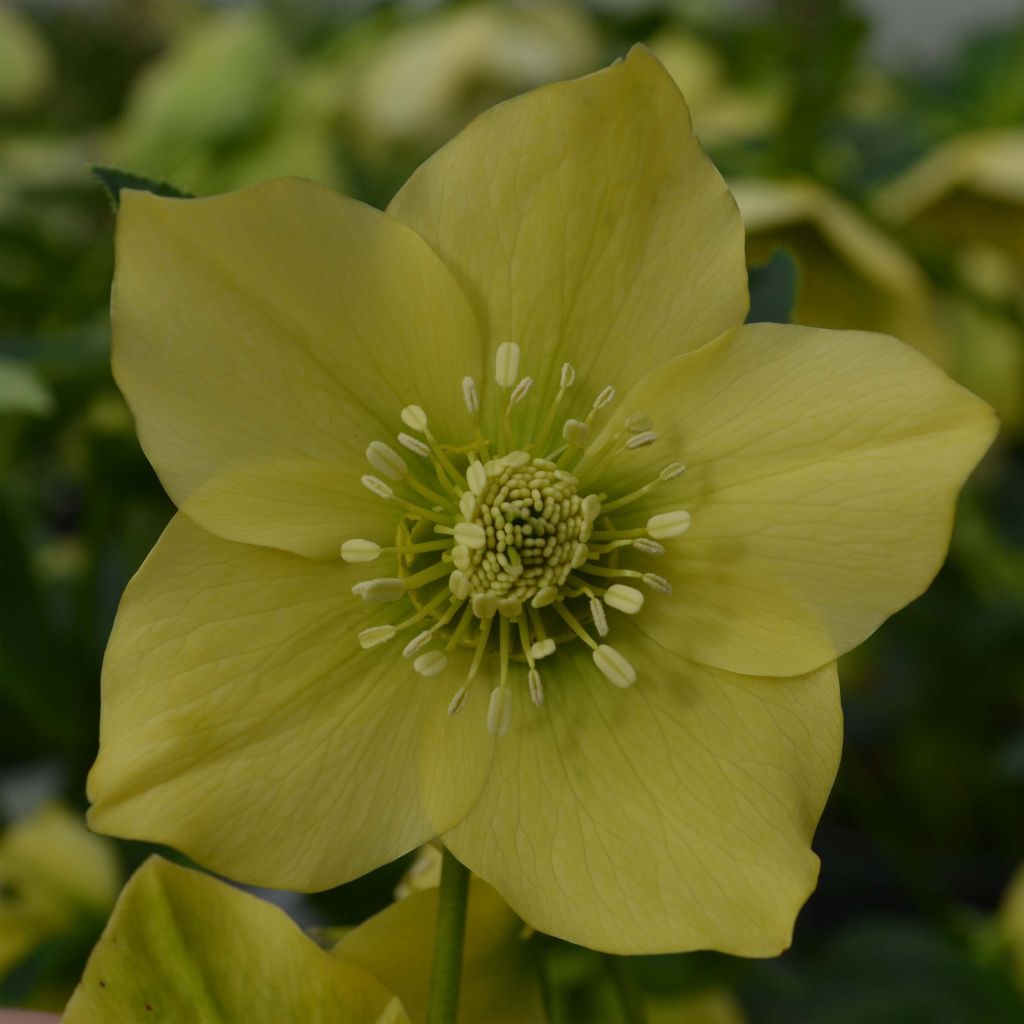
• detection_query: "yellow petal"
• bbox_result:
[389,45,747,439]
[113,177,483,558]
[733,177,949,367]
[444,634,841,955]
[0,804,119,975]
[88,514,493,891]
[1000,864,1024,991]
[334,877,545,1024]
[63,856,408,1024]
[580,323,997,677]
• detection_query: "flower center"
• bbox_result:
[342,343,691,735]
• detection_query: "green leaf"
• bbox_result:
[746,246,798,325]
[0,358,54,416]
[90,166,192,209]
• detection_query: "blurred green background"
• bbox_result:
[1,0,1022,1020]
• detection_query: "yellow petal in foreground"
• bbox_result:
[87,514,493,892]
[732,177,949,367]
[389,45,748,442]
[1000,864,1024,992]
[63,856,407,1024]
[579,322,998,678]
[335,877,544,1024]
[0,805,119,975]
[112,177,483,559]
[444,631,841,956]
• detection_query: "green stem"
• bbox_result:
[426,848,471,1024]
[604,954,647,1024]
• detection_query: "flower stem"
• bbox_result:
[604,953,647,1024]
[426,847,471,1024]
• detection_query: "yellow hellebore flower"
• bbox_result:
[62,856,407,1023]
[0,804,120,977]
[1001,864,1024,992]
[88,48,997,956]
[731,177,950,368]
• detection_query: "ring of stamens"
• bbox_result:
[342,345,692,736]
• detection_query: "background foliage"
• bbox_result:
[1,0,1022,1020]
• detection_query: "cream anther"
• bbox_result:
[531,586,558,608]
[647,510,692,539]
[528,669,544,707]
[497,597,523,619]
[358,624,396,649]
[625,412,654,433]
[605,584,645,614]
[495,342,521,388]
[451,545,471,571]
[593,645,637,688]
[449,570,471,599]
[487,686,512,735]
[398,432,431,457]
[581,494,601,524]
[401,405,428,432]
[592,385,616,410]
[341,539,381,563]
[560,363,576,388]
[414,651,448,677]
[484,459,505,477]
[531,638,556,660]
[366,441,407,480]
[503,450,531,468]
[472,594,498,619]
[660,463,686,481]
[447,686,468,716]
[462,376,479,415]
[403,631,433,658]
[459,492,477,519]
[571,543,590,569]
[358,578,407,603]
[361,474,395,500]
[590,597,609,637]
[626,431,657,450]
[642,573,672,594]
[563,419,589,446]
[509,377,533,405]
[466,461,488,495]
[632,538,665,556]
[454,522,487,549]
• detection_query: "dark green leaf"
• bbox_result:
[90,166,192,209]
[746,247,798,325]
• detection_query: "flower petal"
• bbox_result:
[88,514,493,891]
[443,635,841,955]
[579,323,998,677]
[388,45,747,437]
[63,856,408,1024]
[113,177,483,558]
[335,876,545,1024]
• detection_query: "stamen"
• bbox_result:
[562,419,589,447]
[660,463,686,481]
[593,644,637,688]
[626,431,657,450]
[358,624,396,649]
[466,461,488,495]
[604,584,645,614]
[528,669,544,707]
[468,614,493,679]
[642,573,672,594]
[447,686,469,716]
[356,578,406,603]
[462,376,479,415]
[472,593,499,619]
[632,538,665,556]
[592,385,616,411]
[401,405,429,432]
[561,363,576,388]
[509,377,533,405]
[402,561,452,590]
[366,441,406,480]
[487,685,512,736]
[361,474,394,500]
[414,651,448,677]
[531,638,556,660]
[647,510,692,539]
[448,570,471,600]
[398,432,432,458]
[403,631,433,658]
[625,412,654,433]
[495,342,521,388]
[454,522,486,549]
[589,597,609,637]
[341,539,381,563]
[552,601,598,650]
[445,604,476,653]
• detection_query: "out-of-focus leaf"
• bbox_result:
[90,167,191,210]
[746,246,797,324]
[0,360,54,417]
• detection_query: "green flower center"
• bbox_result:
[342,343,691,735]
